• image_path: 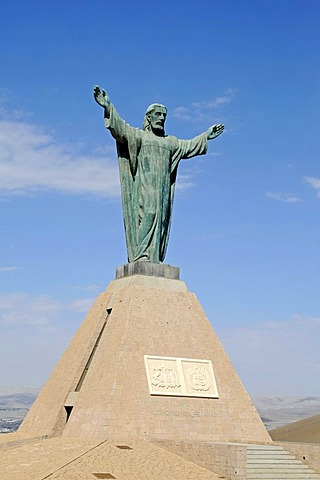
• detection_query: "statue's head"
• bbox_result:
[143,104,167,136]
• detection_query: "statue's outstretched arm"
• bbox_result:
[206,124,224,140]
[179,123,224,161]
[93,85,111,118]
[94,85,132,145]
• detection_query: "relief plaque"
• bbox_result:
[144,355,219,398]
[144,356,183,395]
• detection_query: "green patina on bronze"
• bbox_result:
[94,86,224,264]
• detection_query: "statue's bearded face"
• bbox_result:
[148,107,167,136]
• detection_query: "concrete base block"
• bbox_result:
[116,261,180,279]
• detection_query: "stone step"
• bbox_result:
[248,464,311,470]
[247,457,301,463]
[247,474,320,479]
[248,453,302,458]
[248,466,314,473]
[246,444,320,480]
[246,445,284,451]
[247,450,292,455]
[248,454,297,459]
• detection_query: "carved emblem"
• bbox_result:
[151,363,181,389]
[144,355,219,398]
[189,366,210,391]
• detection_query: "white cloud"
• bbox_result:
[73,284,101,292]
[0,266,21,272]
[68,297,95,313]
[0,88,11,104]
[304,176,320,197]
[172,106,192,121]
[265,191,302,203]
[219,314,320,395]
[0,293,61,327]
[173,88,237,123]
[0,101,205,197]
[175,173,195,191]
[0,290,95,386]
[0,113,120,197]
[192,89,237,109]
[293,313,320,326]
[0,292,93,328]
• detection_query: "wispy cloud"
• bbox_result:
[293,313,320,326]
[0,109,120,197]
[175,173,195,190]
[0,100,204,197]
[68,297,95,313]
[172,106,192,121]
[0,292,93,328]
[73,284,101,292]
[0,293,61,328]
[0,290,96,385]
[304,176,320,198]
[0,87,11,104]
[172,88,237,123]
[192,89,238,109]
[0,266,21,272]
[220,313,320,395]
[265,191,302,203]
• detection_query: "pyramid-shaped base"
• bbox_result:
[19,271,270,444]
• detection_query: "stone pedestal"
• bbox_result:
[116,261,180,280]
[19,270,270,444]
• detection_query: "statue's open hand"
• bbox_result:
[93,85,110,109]
[207,124,225,140]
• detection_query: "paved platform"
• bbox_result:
[0,435,220,480]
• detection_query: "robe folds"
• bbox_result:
[105,104,208,263]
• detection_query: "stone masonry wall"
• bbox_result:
[155,441,247,480]
[276,441,320,474]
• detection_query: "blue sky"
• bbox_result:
[1,0,320,395]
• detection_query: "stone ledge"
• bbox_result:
[116,261,180,280]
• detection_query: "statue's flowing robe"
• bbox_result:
[105,104,208,263]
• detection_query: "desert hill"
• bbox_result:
[0,388,319,434]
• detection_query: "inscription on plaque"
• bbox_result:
[144,355,219,398]
[145,357,183,395]
[151,363,181,390]
[189,366,210,391]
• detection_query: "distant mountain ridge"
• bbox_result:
[0,386,40,396]
[0,388,319,433]
[0,393,38,409]
[0,387,40,433]
[252,395,320,430]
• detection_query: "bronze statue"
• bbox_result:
[94,86,224,263]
